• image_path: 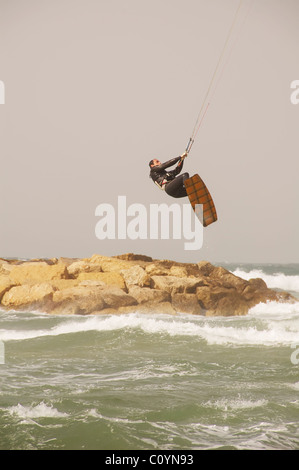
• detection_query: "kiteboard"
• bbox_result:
[184,174,217,227]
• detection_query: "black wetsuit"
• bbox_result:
[150,156,189,198]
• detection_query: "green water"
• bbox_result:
[0,265,299,450]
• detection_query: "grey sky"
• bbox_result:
[0,0,298,263]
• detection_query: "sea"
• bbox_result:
[0,263,299,451]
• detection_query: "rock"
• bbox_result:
[2,283,54,309]
[47,284,137,315]
[9,262,68,285]
[49,279,81,290]
[78,280,106,288]
[29,258,58,265]
[145,261,200,278]
[196,284,251,316]
[197,261,215,277]
[87,254,132,272]
[0,276,15,301]
[196,286,213,310]
[57,257,79,267]
[121,266,151,288]
[128,285,170,304]
[115,253,153,262]
[77,272,126,290]
[100,286,138,310]
[67,260,102,277]
[169,266,188,277]
[147,301,176,315]
[241,279,269,306]
[242,278,294,308]
[205,294,249,317]
[0,258,22,266]
[145,264,170,276]
[118,301,176,315]
[171,293,203,315]
[210,266,247,290]
[197,262,247,288]
[92,307,120,315]
[0,260,14,275]
[151,275,204,295]
[248,277,268,290]
[0,254,296,317]
[48,285,105,315]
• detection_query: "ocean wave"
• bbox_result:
[204,398,268,411]
[7,402,68,421]
[288,382,299,391]
[249,300,299,317]
[232,268,299,293]
[1,307,299,347]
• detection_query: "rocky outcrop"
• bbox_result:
[2,283,55,309]
[0,254,296,316]
[0,276,16,301]
[9,262,68,284]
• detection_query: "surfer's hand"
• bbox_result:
[181,152,188,160]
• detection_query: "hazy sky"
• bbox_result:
[0,0,298,263]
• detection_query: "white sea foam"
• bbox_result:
[8,402,68,420]
[249,300,299,315]
[289,382,299,391]
[232,268,299,293]
[1,306,299,347]
[205,398,268,411]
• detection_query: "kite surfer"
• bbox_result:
[149,152,189,198]
[147,0,246,225]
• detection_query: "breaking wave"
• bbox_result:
[6,402,68,421]
[232,268,299,293]
[1,301,298,347]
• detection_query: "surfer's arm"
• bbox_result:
[170,152,187,176]
[170,158,184,177]
[155,156,182,172]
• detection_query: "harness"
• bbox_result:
[154,179,168,191]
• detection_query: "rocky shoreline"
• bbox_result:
[0,254,296,316]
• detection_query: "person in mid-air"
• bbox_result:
[149,152,189,198]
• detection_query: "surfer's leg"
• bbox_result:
[165,173,189,198]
